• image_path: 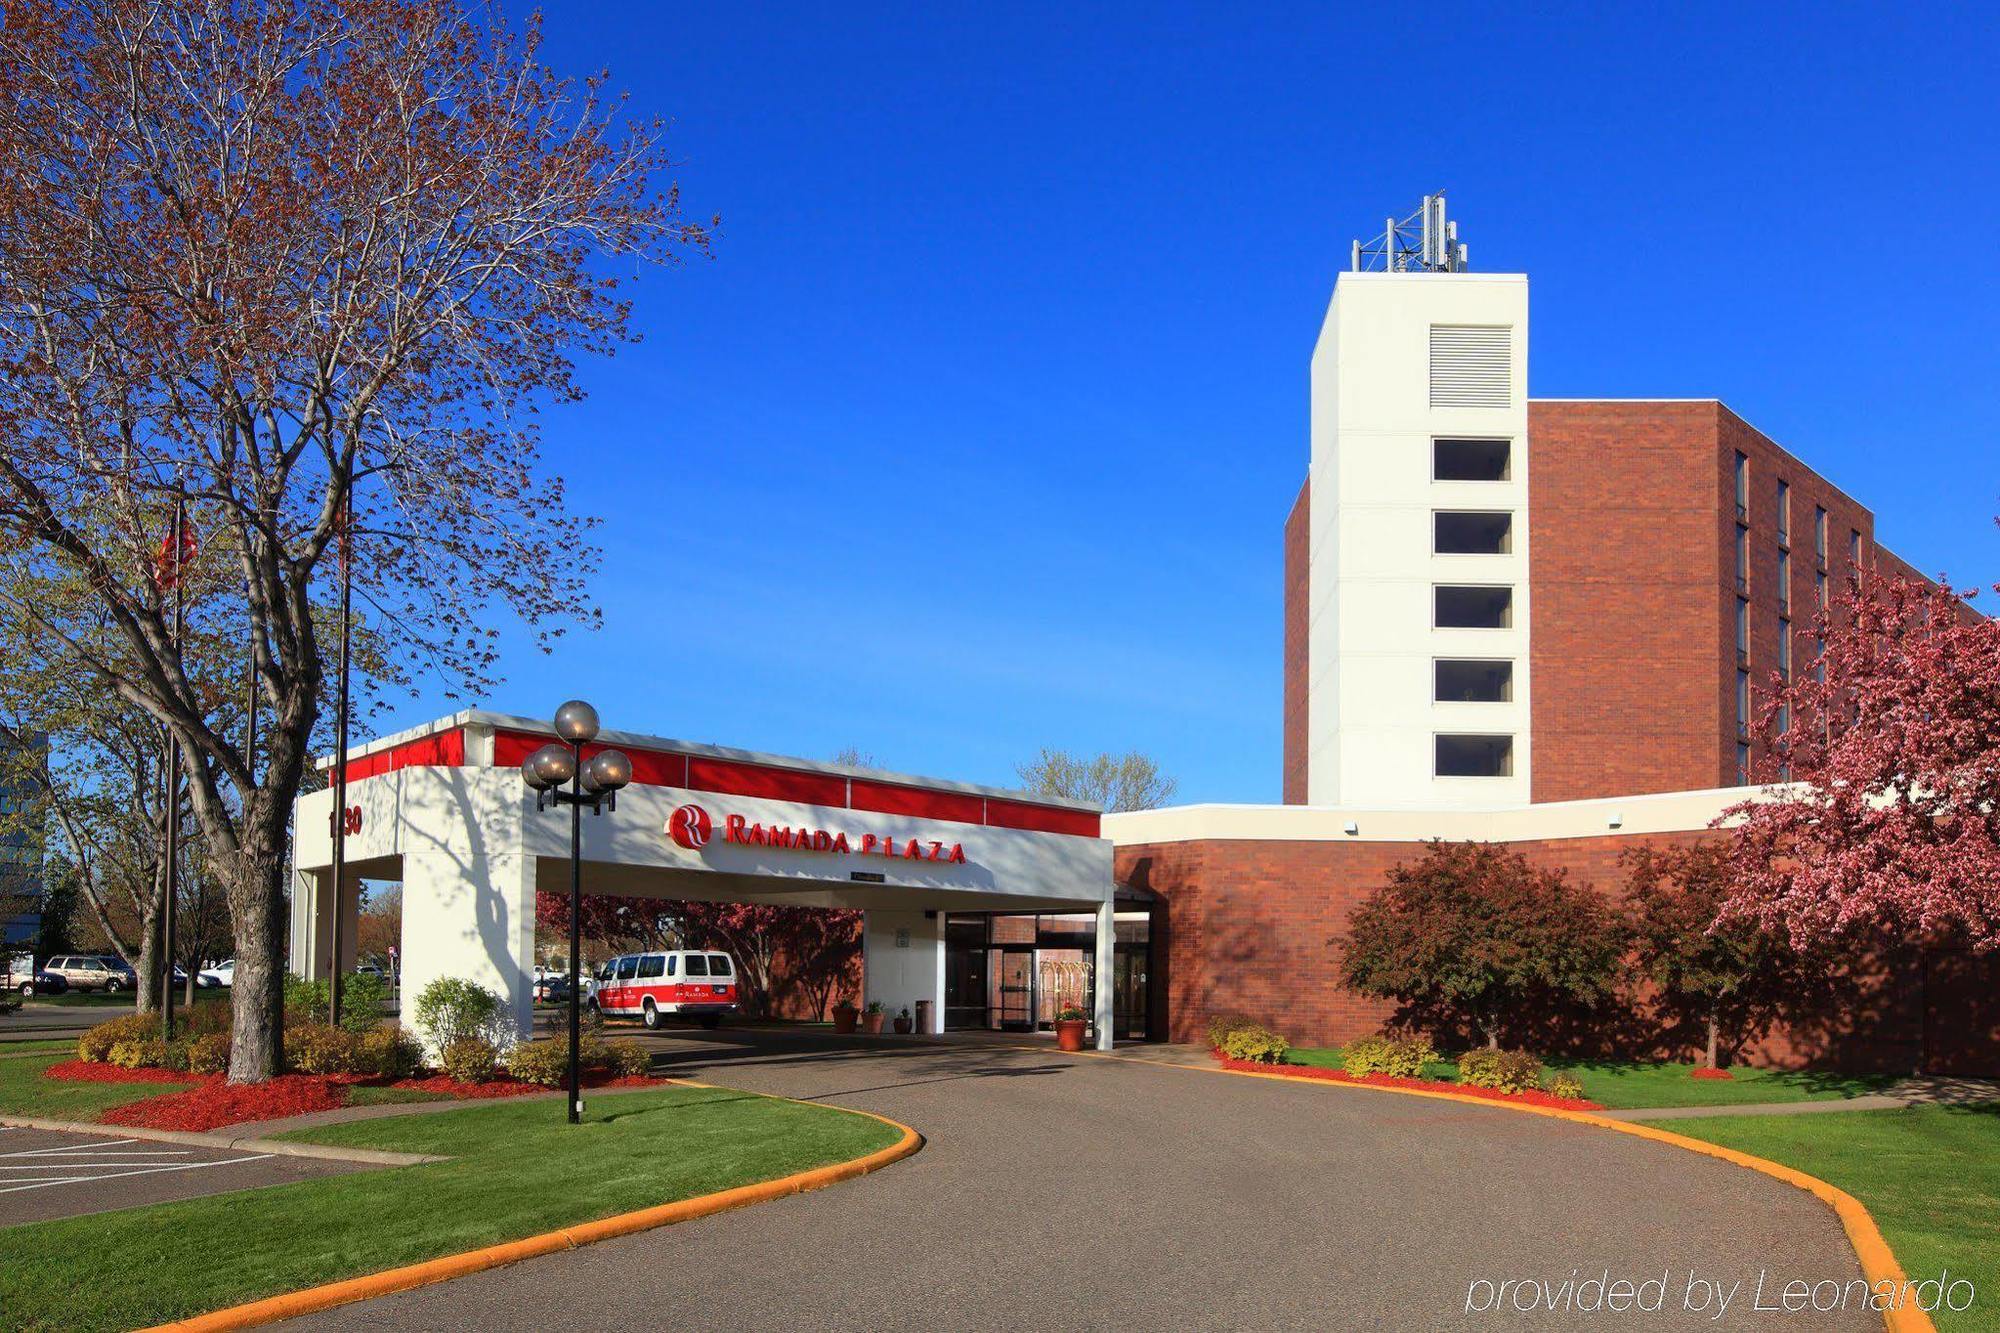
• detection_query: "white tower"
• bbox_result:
[1306,197,1531,807]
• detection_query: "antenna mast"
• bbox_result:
[1350,192,1468,273]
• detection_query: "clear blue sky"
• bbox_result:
[376,2,1999,803]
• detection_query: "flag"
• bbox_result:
[153,515,197,592]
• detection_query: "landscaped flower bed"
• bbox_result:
[47,1060,665,1130]
[1690,1067,1735,1080]
[1211,1053,1605,1111]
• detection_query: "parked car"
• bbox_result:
[535,973,574,1004]
[6,956,68,997]
[591,950,739,1030]
[199,959,235,987]
[43,955,136,993]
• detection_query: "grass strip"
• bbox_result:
[0,1083,900,1332]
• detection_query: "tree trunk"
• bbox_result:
[1706,1009,1721,1071]
[219,810,291,1083]
[133,893,162,1016]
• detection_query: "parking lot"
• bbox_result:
[0,1126,364,1226]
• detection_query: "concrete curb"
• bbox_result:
[141,1096,924,1332]
[0,1113,443,1167]
[1134,1055,1935,1333]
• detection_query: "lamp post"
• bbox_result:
[519,701,631,1125]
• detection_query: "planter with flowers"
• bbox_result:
[1054,1005,1090,1052]
[861,1000,887,1035]
[892,1006,913,1035]
[831,999,859,1034]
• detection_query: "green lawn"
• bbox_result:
[1654,1107,2000,1332]
[0,1084,903,1332]
[0,1050,194,1120]
[1284,1046,1896,1110]
[0,1040,81,1057]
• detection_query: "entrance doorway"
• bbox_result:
[942,905,1154,1040]
[993,949,1035,1031]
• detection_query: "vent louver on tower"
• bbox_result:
[1428,325,1511,409]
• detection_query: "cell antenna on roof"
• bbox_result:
[1350,192,1469,273]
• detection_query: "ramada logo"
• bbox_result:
[667,804,713,850]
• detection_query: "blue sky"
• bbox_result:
[379,3,1999,803]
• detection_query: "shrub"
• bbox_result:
[283,973,329,1023]
[107,1037,166,1070]
[604,1039,652,1078]
[286,1022,360,1075]
[338,971,391,1035]
[1205,1012,1258,1050]
[185,1032,232,1075]
[354,1024,424,1079]
[1342,1033,1436,1080]
[1220,1023,1291,1064]
[160,1038,192,1073]
[78,1013,158,1063]
[441,1036,499,1084]
[1456,1047,1545,1094]
[1548,1072,1586,1101]
[181,997,232,1038]
[412,977,508,1052]
[504,1037,569,1087]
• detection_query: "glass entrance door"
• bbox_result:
[992,948,1034,1031]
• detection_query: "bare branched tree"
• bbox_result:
[1015,748,1179,813]
[0,0,711,1080]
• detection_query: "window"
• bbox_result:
[1735,525,1750,592]
[1735,598,1750,659]
[637,954,665,979]
[1736,742,1752,785]
[1434,659,1513,702]
[1434,511,1513,554]
[1850,529,1862,568]
[1433,438,1511,481]
[1428,326,1512,408]
[684,954,710,977]
[1435,734,1513,777]
[1777,550,1791,612]
[1816,570,1828,610]
[1814,506,1828,561]
[709,955,733,977]
[1775,480,1790,547]
[1434,585,1513,628]
[666,955,678,976]
[596,961,615,981]
[1736,670,1751,732]
[1778,621,1792,680]
[615,956,637,980]
[1734,451,1749,518]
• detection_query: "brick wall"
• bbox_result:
[1115,833,1999,1074]
[1282,480,1310,804]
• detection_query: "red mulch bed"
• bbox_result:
[1212,1054,1605,1111]
[1690,1067,1736,1080]
[42,1060,193,1085]
[49,1060,665,1130]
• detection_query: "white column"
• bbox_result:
[288,868,321,978]
[399,850,537,1055]
[931,918,946,1036]
[860,908,940,1031]
[1094,897,1116,1051]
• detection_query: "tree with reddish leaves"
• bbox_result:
[533,889,679,962]
[1722,569,1999,955]
[1621,843,1807,1069]
[0,0,710,1081]
[1336,841,1624,1050]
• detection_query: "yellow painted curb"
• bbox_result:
[1146,1054,1933,1333]
[146,1093,923,1332]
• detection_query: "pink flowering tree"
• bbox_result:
[1721,568,1999,953]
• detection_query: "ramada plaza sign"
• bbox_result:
[668,802,969,864]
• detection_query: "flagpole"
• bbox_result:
[161,496,184,1043]
[328,507,352,1029]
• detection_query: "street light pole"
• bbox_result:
[521,702,630,1126]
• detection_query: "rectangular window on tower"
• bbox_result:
[1777,550,1791,613]
[1778,621,1792,681]
[1435,734,1513,778]
[1735,598,1750,664]
[1735,525,1750,594]
[1734,452,1749,520]
[1814,506,1828,562]
[1850,529,1863,569]
[1737,670,1751,735]
[1737,742,1752,785]
[1816,570,1828,611]
[1434,659,1514,702]
[1434,511,1513,555]
[1432,438,1512,481]
[1776,480,1791,548]
[1434,585,1513,628]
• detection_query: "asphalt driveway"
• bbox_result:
[299,1030,1870,1330]
[0,1126,361,1226]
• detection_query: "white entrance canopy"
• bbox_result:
[290,710,1116,1046]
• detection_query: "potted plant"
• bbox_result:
[861,1000,887,1035]
[831,996,859,1034]
[892,1005,913,1035]
[1054,1004,1089,1052]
